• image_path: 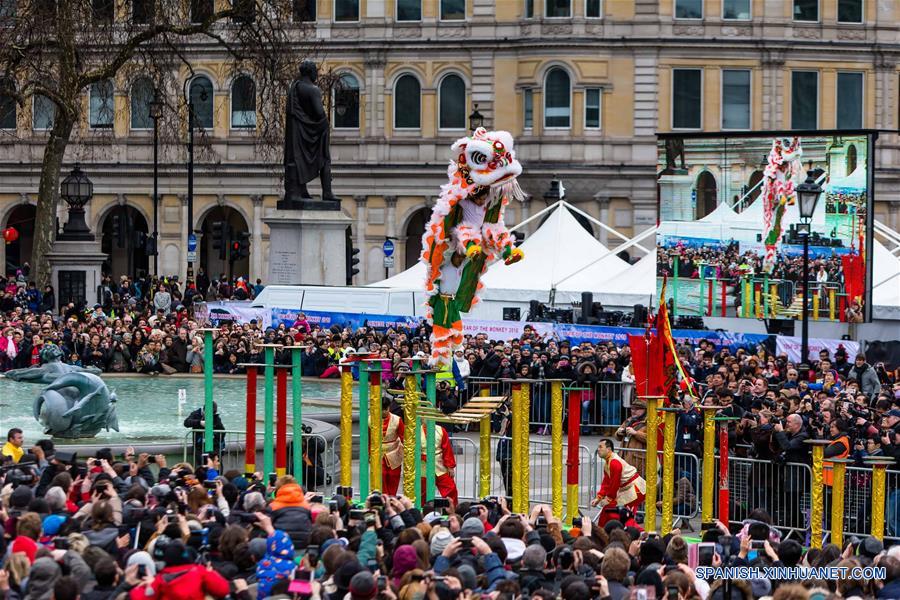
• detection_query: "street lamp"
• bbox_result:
[795,172,824,376]
[148,89,164,274]
[183,79,209,280]
[59,164,94,241]
[468,103,484,132]
[543,175,566,204]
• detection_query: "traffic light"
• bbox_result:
[235,231,251,260]
[134,230,147,252]
[211,221,227,260]
[346,247,360,285]
[229,239,240,263]
[145,232,158,256]
[110,215,123,248]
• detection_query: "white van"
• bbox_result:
[250,285,426,317]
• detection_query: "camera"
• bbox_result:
[310,494,324,504]
[572,517,583,528]
[432,498,451,510]
[535,515,547,529]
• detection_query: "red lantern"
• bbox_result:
[2,227,18,244]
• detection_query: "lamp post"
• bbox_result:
[468,103,484,132]
[59,164,95,241]
[795,173,823,376]
[183,80,208,280]
[148,89,163,275]
[543,175,565,204]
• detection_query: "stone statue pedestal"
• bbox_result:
[658,171,695,222]
[46,238,107,311]
[264,207,352,285]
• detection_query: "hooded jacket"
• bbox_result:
[128,563,230,600]
[270,483,313,549]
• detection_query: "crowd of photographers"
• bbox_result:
[0,431,897,600]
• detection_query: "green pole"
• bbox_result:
[263,346,275,476]
[412,359,423,509]
[763,275,770,317]
[358,361,370,499]
[291,348,303,485]
[203,329,214,453]
[672,255,679,317]
[424,371,437,502]
[698,263,705,316]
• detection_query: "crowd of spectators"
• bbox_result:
[0,431,897,600]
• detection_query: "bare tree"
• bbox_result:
[0,0,317,287]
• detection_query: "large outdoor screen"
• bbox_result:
[656,132,875,324]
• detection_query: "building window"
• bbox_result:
[523,89,533,129]
[675,0,702,19]
[838,0,862,23]
[672,68,702,129]
[524,0,534,18]
[189,76,214,129]
[231,75,256,128]
[793,0,818,21]
[394,74,421,129]
[791,71,818,130]
[0,79,14,129]
[837,72,863,129]
[232,0,256,23]
[130,78,154,130]
[292,0,316,21]
[584,88,601,129]
[440,0,464,20]
[545,0,571,17]
[32,94,55,130]
[543,67,571,128]
[397,0,421,20]
[723,0,750,19]
[191,0,214,23]
[92,0,114,22]
[586,0,601,18]
[132,0,155,24]
[438,74,466,130]
[333,73,360,129]
[721,69,750,130]
[89,80,115,129]
[335,0,359,21]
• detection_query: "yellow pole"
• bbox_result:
[743,280,751,318]
[830,458,849,550]
[701,406,717,524]
[644,397,662,533]
[519,381,532,513]
[479,384,491,499]
[769,284,778,317]
[340,365,353,488]
[550,380,564,519]
[829,289,836,321]
[660,408,678,535]
[866,457,895,541]
[754,287,761,318]
[369,365,383,491]
[510,382,523,513]
[402,373,419,500]
[807,440,828,549]
[812,295,820,320]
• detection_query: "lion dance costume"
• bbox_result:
[421,128,524,367]
[761,137,803,274]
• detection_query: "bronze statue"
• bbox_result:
[283,60,338,207]
[663,137,687,172]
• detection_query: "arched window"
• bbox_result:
[847,144,857,174]
[0,78,15,129]
[333,73,360,129]
[231,75,256,128]
[438,74,466,130]
[394,74,420,129]
[130,78,154,130]
[543,67,571,128]
[89,79,115,128]
[189,76,214,129]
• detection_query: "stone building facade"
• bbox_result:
[1,0,898,286]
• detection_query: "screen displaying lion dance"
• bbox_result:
[420,128,525,366]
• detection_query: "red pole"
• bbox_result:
[245,366,257,472]
[707,279,713,316]
[720,280,727,317]
[718,424,729,526]
[276,366,287,476]
[839,295,847,323]
[566,389,582,519]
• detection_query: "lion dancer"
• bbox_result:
[420,422,459,506]
[761,137,802,274]
[374,395,404,495]
[591,438,647,527]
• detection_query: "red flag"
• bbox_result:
[628,334,665,397]
[655,277,695,404]
[841,253,865,305]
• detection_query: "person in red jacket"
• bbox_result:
[591,438,647,527]
[130,540,230,600]
[419,423,458,506]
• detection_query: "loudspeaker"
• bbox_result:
[631,304,648,327]
[582,292,594,319]
[528,300,544,321]
[502,307,521,321]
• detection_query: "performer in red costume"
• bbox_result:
[378,395,405,495]
[420,423,458,506]
[591,438,647,527]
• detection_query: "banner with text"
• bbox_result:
[775,336,860,364]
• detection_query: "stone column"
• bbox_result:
[365,52,387,144]
[518,194,531,236]
[355,195,367,283]
[251,194,264,283]
[384,195,397,278]
[597,196,610,247]
[761,51,785,130]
